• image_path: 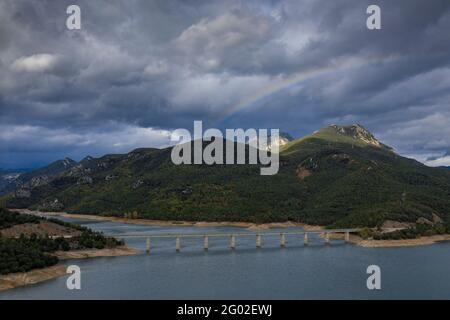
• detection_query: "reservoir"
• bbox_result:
[1,217,450,299]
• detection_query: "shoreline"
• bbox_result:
[10,209,450,248]
[353,234,450,248]
[328,233,450,248]
[0,246,138,293]
[11,209,324,231]
[0,265,67,293]
[53,246,139,260]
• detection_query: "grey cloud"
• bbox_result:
[0,0,450,168]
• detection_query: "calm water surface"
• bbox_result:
[1,217,450,299]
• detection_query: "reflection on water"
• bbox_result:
[1,217,450,299]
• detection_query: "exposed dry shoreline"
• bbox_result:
[328,233,450,248]
[353,234,450,248]
[3,233,449,292]
[10,209,450,249]
[0,246,138,293]
[53,246,138,260]
[11,209,324,231]
[2,209,450,292]
[0,265,67,292]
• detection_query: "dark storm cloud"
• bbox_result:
[0,0,450,168]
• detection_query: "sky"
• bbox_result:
[0,0,450,169]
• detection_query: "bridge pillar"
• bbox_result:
[256,234,261,248]
[146,237,151,254]
[230,235,236,250]
[203,235,209,251]
[304,233,309,246]
[345,232,350,243]
[280,233,285,248]
[176,236,181,252]
[325,232,330,245]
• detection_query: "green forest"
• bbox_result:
[372,223,450,240]
[0,208,122,275]
[3,125,450,229]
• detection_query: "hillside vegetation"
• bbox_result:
[0,208,122,274]
[2,124,450,228]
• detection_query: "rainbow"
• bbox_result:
[220,57,383,122]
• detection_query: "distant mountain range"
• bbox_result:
[2,124,450,228]
[0,158,77,196]
[0,168,30,193]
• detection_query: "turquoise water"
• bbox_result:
[1,218,450,299]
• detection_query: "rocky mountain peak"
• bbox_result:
[329,124,388,149]
[80,156,95,163]
[61,158,77,167]
[265,132,294,152]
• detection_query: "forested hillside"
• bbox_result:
[2,124,450,228]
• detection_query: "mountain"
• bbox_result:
[266,132,294,152]
[241,131,293,151]
[2,124,450,228]
[0,169,26,193]
[21,158,78,178]
[301,124,393,151]
[0,158,78,196]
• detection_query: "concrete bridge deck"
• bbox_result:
[110,228,359,238]
[106,229,361,253]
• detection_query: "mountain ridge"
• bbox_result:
[0,158,78,196]
[2,124,450,228]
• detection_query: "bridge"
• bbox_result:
[107,229,360,253]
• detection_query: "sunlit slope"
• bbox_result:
[4,125,450,228]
